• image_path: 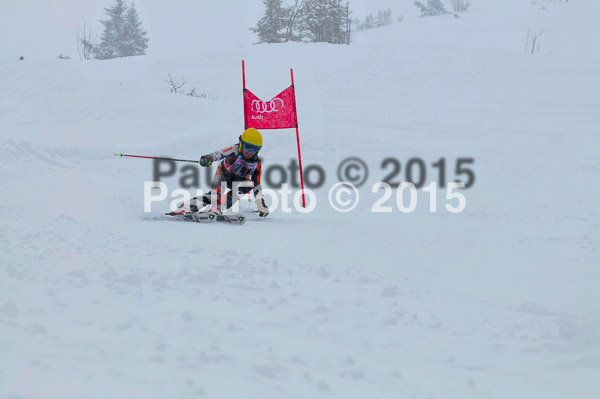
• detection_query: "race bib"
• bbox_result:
[226,156,258,179]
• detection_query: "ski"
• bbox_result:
[217,214,246,225]
[165,211,216,223]
[193,212,218,223]
[165,211,245,225]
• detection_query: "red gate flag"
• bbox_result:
[243,86,298,130]
[242,60,306,207]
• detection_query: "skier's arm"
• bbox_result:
[200,144,238,166]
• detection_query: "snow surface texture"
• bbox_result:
[1,1,599,398]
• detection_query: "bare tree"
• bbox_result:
[76,20,96,60]
[166,74,186,93]
[524,28,545,54]
[344,2,351,44]
[285,0,306,41]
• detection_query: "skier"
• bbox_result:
[172,128,269,217]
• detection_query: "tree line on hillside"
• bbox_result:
[253,0,474,45]
[352,9,403,32]
[415,0,471,17]
[73,0,478,61]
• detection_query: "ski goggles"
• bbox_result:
[243,142,261,152]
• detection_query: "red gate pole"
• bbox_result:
[242,60,247,130]
[242,60,252,202]
[290,68,306,207]
[242,60,246,89]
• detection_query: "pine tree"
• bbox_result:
[283,0,307,42]
[375,9,393,27]
[302,0,350,44]
[362,15,375,29]
[252,0,351,45]
[96,0,149,59]
[124,3,149,56]
[96,0,126,59]
[253,0,286,43]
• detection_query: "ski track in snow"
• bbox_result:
[1,1,600,398]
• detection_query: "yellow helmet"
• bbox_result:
[241,128,262,146]
[239,128,263,152]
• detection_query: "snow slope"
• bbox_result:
[1,1,599,398]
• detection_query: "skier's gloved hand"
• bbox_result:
[256,198,269,218]
[199,155,212,167]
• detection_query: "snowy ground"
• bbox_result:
[1,1,599,398]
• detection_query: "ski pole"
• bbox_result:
[114,153,200,164]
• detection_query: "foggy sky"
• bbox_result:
[0,0,409,61]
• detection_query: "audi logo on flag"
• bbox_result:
[251,98,285,114]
